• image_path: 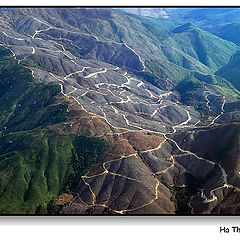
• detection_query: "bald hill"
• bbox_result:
[0,8,240,215]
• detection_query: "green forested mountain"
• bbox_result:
[216,50,240,91]
[215,23,240,46]
[172,23,239,71]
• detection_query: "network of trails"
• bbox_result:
[0,8,240,215]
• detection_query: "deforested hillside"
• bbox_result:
[0,7,240,215]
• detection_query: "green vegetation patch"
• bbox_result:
[0,45,70,134]
[145,59,200,87]
[175,76,204,104]
[21,59,51,71]
[58,39,82,58]
[164,181,198,215]
[65,136,110,193]
[5,84,68,132]
[0,130,109,214]
[172,23,239,71]
[171,186,196,215]
[0,47,35,126]
[216,50,240,92]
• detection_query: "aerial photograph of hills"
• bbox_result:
[1,7,240,215]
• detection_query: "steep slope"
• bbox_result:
[0,130,108,214]
[0,47,35,127]
[172,23,239,71]
[144,59,240,113]
[215,23,240,46]
[216,50,240,91]
[172,122,240,214]
[123,7,240,48]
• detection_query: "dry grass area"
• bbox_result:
[55,193,73,205]
[123,131,165,152]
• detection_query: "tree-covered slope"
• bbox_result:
[172,23,239,71]
[0,130,108,214]
[216,50,240,91]
[0,46,109,214]
[0,47,35,127]
[214,23,240,46]
[144,59,240,99]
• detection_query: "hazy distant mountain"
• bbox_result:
[119,8,172,18]
[121,8,240,33]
